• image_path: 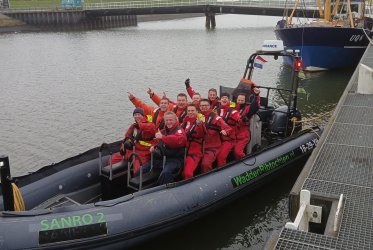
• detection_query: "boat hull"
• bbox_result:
[0,128,322,249]
[274,26,370,71]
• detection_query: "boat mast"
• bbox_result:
[316,0,325,18]
[332,0,341,16]
[346,0,355,27]
[324,0,332,21]
[287,0,299,25]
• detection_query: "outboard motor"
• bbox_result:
[269,105,302,137]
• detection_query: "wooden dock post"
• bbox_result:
[205,11,216,29]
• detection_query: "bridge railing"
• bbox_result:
[0,0,318,12]
[83,0,317,10]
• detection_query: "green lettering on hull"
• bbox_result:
[231,149,299,188]
[40,212,106,231]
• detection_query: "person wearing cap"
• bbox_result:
[199,98,231,173]
[128,91,171,130]
[110,108,156,173]
[234,90,260,159]
[216,93,241,167]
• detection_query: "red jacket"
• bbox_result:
[187,85,219,110]
[235,104,251,140]
[130,96,169,130]
[160,123,187,149]
[201,110,231,148]
[124,117,156,152]
[182,116,206,155]
[218,104,241,141]
[151,93,187,122]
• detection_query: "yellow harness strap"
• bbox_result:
[146,115,153,122]
[11,183,25,211]
[139,140,152,147]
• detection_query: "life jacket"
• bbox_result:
[205,112,221,132]
[238,104,251,126]
[181,120,204,145]
[211,100,220,110]
[156,125,185,158]
[153,108,165,130]
[220,107,238,127]
[173,106,187,123]
[126,124,153,149]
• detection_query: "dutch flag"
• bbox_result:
[254,56,267,69]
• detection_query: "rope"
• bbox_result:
[290,110,334,136]
[290,117,298,136]
[292,110,334,124]
[306,127,322,139]
[11,183,25,211]
[361,28,373,45]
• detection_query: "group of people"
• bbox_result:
[109,79,260,186]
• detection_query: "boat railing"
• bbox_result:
[127,152,163,191]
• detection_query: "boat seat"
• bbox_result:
[128,168,162,191]
[100,156,129,200]
[101,160,128,180]
[127,153,165,191]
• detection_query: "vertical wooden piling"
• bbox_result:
[205,11,216,29]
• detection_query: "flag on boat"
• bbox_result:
[254,56,267,69]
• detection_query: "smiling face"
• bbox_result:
[159,99,169,111]
[208,90,217,101]
[187,105,198,118]
[164,113,177,129]
[199,100,210,112]
[192,93,201,103]
[220,95,230,106]
[133,113,143,123]
[177,95,188,109]
[237,94,246,105]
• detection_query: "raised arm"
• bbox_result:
[185,78,196,99]
[128,92,155,115]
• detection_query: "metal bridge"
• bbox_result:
[2,0,319,16]
[0,0,320,28]
[82,0,319,18]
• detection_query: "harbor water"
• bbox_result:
[0,14,353,249]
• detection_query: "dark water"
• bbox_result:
[0,14,353,249]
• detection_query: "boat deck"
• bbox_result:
[267,42,373,249]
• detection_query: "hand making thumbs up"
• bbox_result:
[155,129,163,139]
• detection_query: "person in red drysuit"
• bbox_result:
[185,79,220,111]
[191,92,201,106]
[181,104,206,179]
[148,89,189,123]
[110,108,156,173]
[216,93,241,167]
[137,111,187,185]
[127,91,171,130]
[199,99,231,173]
[233,89,260,159]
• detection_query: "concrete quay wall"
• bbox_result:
[3,11,137,29]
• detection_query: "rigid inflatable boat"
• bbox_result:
[0,41,322,249]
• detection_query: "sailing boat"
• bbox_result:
[275,0,373,71]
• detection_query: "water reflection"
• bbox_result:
[251,60,353,127]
